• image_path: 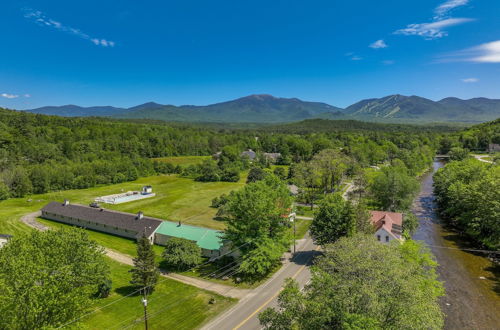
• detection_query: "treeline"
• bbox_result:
[434,159,499,250]
[439,118,500,153]
[0,107,440,200]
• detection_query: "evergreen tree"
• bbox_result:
[130,236,159,295]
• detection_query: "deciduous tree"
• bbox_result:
[310,193,356,245]
[0,228,110,330]
[260,235,444,330]
[162,237,202,271]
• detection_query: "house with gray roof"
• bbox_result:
[40,201,226,257]
[240,149,257,161]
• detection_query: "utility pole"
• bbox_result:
[289,212,296,255]
[293,218,296,255]
[142,289,149,330]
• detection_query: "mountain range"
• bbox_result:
[27,94,500,124]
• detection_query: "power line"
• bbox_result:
[58,241,249,328]
[118,259,244,330]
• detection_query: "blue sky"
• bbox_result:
[1,0,500,109]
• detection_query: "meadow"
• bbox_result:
[152,155,211,166]
[0,168,247,237]
[79,258,235,330]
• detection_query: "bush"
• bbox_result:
[162,238,202,271]
[96,278,112,298]
[221,167,240,182]
[246,167,267,183]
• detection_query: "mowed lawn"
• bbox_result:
[80,258,235,330]
[152,156,211,166]
[0,171,247,238]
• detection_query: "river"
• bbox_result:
[412,161,500,330]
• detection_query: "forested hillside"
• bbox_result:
[0,108,440,200]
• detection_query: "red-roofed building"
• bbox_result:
[369,211,404,243]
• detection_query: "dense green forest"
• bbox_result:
[434,159,499,249]
[0,108,441,200]
[439,118,500,153]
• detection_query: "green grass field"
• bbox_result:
[152,156,211,166]
[0,171,247,237]
[80,258,235,330]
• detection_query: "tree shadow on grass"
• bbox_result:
[115,285,141,297]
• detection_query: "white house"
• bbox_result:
[369,211,404,243]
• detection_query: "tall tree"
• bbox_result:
[130,236,159,295]
[0,228,110,330]
[311,149,350,193]
[260,235,444,329]
[310,193,356,245]
[224,175,293,278]
[369,162,419,212]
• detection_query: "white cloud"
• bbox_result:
[394,18,474,40]
[461,78,479,83]
[382,60,395,65]
[23,8,115,47]
[468,40,500,63]
[1,93,19,99]
[24,94,31,98]
[369,39,388,49]
[435,0,469,19]
[350,56,363,61]
[441,40,500,63]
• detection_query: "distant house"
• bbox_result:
[287,184,299,196]
[212,151,222,160]
[0,234,12,248]
[263,152,281,163]
[40,201,226,257]
[369,211,404,243]
[142,185,153,194]
[488,144,500,153]
[240,149,257,161]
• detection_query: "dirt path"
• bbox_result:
[20,211,48,231]
[19,211,248,299]
[472,154,494,164]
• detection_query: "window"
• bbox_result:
[385,236,389,242]
[377,235,381,241]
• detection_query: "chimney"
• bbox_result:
[63,199,69,206]
[136,211,144,220]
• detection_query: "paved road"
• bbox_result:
[202,237,319,330]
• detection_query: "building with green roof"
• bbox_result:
[154,221,225,257]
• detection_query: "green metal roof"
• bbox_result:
[155,221,223,250]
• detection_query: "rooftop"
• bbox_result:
[369,210,403,239]
[155,221,223,250]
[42,201,162,239]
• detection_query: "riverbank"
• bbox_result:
[412,161,500,329]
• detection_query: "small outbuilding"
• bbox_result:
[0,234,12,248]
